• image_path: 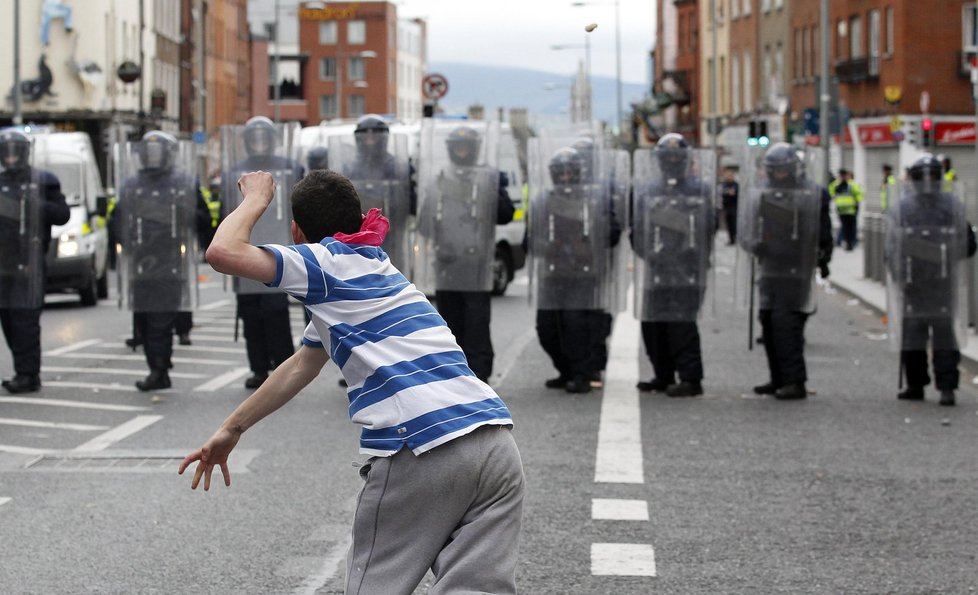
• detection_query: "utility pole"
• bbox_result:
[614,0,622,135]
[273,0,281,123]
[819,0,830,187]
[710,0,718,150]
[13,0,22,126]
[139,0,146,132]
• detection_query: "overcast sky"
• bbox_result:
[248,0,656,84]
[399,0,655,84]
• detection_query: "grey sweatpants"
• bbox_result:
[346,425,524,595]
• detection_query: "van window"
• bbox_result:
[43,160,86,206]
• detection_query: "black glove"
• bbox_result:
[819,262,830,279]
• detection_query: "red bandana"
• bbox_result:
[332,208,390,246]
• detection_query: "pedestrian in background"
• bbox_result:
[720,166,739,245]
[829,168,863,251]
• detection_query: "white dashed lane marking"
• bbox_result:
[591,543,657,577]
[0,497,10,508]
[591,498,650,521]
[0,396,148,411]
[0,417,109,432]
[72,415,163,452]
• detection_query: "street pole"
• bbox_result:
[819,0,831,187]
[195,0,206,182]
[273,0,281,123]
[139,0,145,132]
[13,0,22,126]
[337,54,343,119]
[585,34,592,121]
[614,0,622,135]
[710,0,718,150]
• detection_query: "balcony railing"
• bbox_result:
[835,57,879,84]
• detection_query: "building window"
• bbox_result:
[849,16,862,59]
[869,9,881,74]
[761,0,771,13]
[348,95,365,117]
[763,46,772,101]
[319,57,336,80]
[743,0,750,16]
[774,0,783,9]
[319,22,337,44]
[348,57,365,81]
[348,20,366,44]
[774,42,784,95]
[320,94,337,119]
[743,49,753,110]
[836,19,847,60]
[885,7,894,56]
[264,22,277,42]
[810,26,817,77]
[795,28,803,79]
[732,0,739,19]
[732,53,741,113]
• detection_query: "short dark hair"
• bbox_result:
[289,169,363,243]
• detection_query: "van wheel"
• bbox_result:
[491,246,512,296]
[96,269,109,299]
[79,262,98,306]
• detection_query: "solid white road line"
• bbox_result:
[491,326,537,386]
[198,298,233,311]
[0,396,148,411]
[0,417,109,431]
[591,498,650,521]
[43,366,208,379]
[73,415,163,452]
[0,497,10,507]
[0,444,49,455]
[591,543,657,577]
[172,344,246,354]
[594,299,644,484]
[44,339,104,357]
[194,367,251,392]
[171,334,237,343]
[48,353,239,365]
[293,536,353,595]
[43,381,140,392]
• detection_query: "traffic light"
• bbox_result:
[921,117,933,148]
[747,120,770,146]
[422,103,435,118]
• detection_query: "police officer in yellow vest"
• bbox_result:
[880,163,896,212]
[829,168,863,251]
[940,155,957,192]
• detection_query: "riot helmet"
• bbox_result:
[571,137,596,182]
[763,142,802,188]
[909,153,944,195]
[549,147,583,186]
[306,146,329,171]
[243,116,277,157]
[446,126,481,166]
[137,131,178,172]
[0,129,31,173]
[354,114,389,162]
[654,133,689,180]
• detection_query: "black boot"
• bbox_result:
[939,390,956,407]
[125,337,143,351]
[545,375,569,389]
[177,333,192,346]
[636,378,673,392]
[897,387,924,401]
[666,381,703,397]
[753,382,780,395]
[774,384,807,400]
[565,375,592,394]
[2,374,41,394]
[244,373,268,389]
[136,369,171,392]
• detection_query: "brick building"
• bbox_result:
[654,0,702,144]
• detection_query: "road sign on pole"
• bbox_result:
[422,74,449,101]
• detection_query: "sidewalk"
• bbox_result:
[827,242,978,366]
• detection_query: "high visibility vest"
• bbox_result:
[829,179,863,215]
[942,169,957,192]
[880,174,896,212]
[201,185,221,228]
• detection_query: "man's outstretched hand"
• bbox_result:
[237,171,276,208]
[178,426,241,491]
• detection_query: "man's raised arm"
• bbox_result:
[205,171,279,284]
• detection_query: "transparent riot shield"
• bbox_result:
[885,182,969,352]
[114,139,199,312]
[607,149,632,314]
[220,122,303,294]
[0,145,43,309]
[414,120,500,293]
[328,133,412,273]
[631,148,715,321]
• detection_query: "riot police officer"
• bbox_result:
[888,154,977,406]
[532,147,619,393]
[306,146,328,171]
[114,131,207,391]
[742,143,832,400]
[631,133,713,397]
[416,124,514,383]
[222,116,303,389]
[0,129,70,393]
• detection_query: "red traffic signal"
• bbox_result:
[921,117,933,132]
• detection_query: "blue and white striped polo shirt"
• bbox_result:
[261,239,513,456]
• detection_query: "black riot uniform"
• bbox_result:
[433,126,514,383]
[749,143,833,400]
[0,129,70,393]
[892,155,977,406]
[227,116,303,388]
[631,134,709,397]
[535,147,620,394]
[114,131,210,391]
[306,146,329,171]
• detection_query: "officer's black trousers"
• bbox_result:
[759,308,809,386]
[902,317,961,390]
[0,308,42,376]
[537,309,600,380]
[591,311,614,373]
[237,293,295,376]
[175,312,193,335]
[839,214,858,249]
[640,320,703,383]
[134,310,178,370]
[435,290,493,382]
[724,207,737,243]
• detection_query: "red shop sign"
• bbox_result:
[856,123,895,146]
[935,121,977,145]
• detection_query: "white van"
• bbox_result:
[30,131,110,306]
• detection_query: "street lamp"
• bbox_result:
[572,0,621,133]
[335,50,377,119]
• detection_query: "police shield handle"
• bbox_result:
[237,171,277,211]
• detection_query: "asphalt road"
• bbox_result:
[1,245,977,594]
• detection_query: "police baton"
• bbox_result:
[748,257,756,351]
